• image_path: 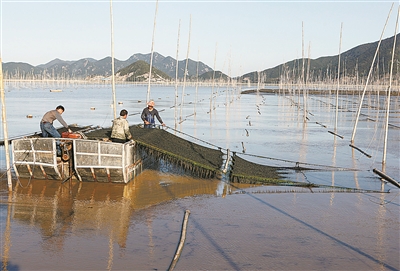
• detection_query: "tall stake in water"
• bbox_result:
[180,15,192,123]
[382,6,399,166]
[301,22,307,123]
[210,43,217,114]
[0,58,12,191]
[147,0,159,103]
[351,4,393,144]
[174,19,181,129]
[334,22,343,133]
[110,0,117,119]
[195,48,200,117]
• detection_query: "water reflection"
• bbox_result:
[5,171,220,253]
[1,168,266,270]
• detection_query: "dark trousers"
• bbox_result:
[111,138,127,143]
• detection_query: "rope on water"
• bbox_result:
[232,186,385,194]
[161,125,222,150]
[237,152,359,171]
[160,125,357,172]
[168,210,191,271]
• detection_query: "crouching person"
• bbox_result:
[111,109,133,143]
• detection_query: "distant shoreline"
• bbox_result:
[242,88,400,96]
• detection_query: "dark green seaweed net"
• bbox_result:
[83,125,382,192]
[85,125,223,178]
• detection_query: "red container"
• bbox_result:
[61,132,82,139]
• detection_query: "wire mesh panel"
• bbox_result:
[74,140,142,183]
[12,138,62,180]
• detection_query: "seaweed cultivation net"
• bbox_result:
[229,153,381,193]
[85,125,223,178]
[84,125,381,192]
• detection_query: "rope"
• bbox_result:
[160,124,223,150]
[237,152,359,171]
[156,123,361,172]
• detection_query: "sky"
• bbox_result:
[0,0,398,77]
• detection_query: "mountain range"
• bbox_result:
[3,34,399,84]
[241,34,399,84]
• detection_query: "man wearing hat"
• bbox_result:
[141,100,165,128]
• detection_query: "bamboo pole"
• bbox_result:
[383,5,399,166]
[301,22,307,123]
[195,48,200,117]
[110,0,117,119]
[0,58,12,191]
[146,0,159,104]
[168,210,191,271]
[210,43,217,113]
[174,19,181,130]
[351,3,393,143]
[373,168,400,188]
[335,22,343,133]
[180,15,192,123]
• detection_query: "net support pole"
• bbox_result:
[0,58,12,191]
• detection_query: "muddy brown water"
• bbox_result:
[1,170,399,271]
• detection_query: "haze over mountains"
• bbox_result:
[3,34,399,84]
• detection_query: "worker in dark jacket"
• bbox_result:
[141,100,166,128]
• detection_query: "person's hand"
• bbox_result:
[68,128,72,133]
[144,121,150,125]
[162,123,166,126]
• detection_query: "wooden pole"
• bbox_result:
[210,43,217,114]
[0,58,13,191]
[168,210,191,271]
[147,0,159,104]
[180,15,192,123]
[301,22,307,123]
[195,48,200,117]
[382,5,399,166]
[110,0,117,119]
[351,3,393,143]
[174,19,181,130]
[373,168,400,188]
[335,22,343,133]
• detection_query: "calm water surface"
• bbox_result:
[0,82,399,270]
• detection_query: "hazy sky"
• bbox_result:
[0,1,398,76]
